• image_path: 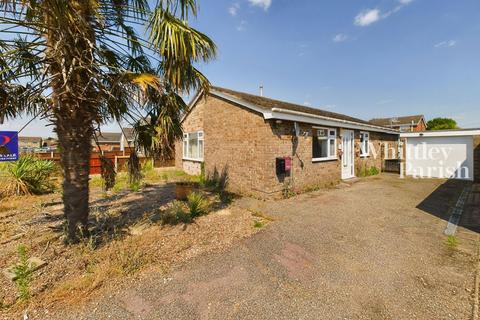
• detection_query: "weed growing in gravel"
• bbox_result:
[187,192,209,218]
[253,220,264,228]
[13,245,32,302]
[114,247,145,276]
[446,235,459,249]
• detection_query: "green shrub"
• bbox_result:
[0,156,56,196]
[129,181,141,192]
[368,166,380,176]
[13,245,31,301]
[187,192,209,218]
[359,165,380,177]
[162,201,192,225]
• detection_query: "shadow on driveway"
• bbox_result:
[416,179,478,232]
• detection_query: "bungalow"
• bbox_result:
[176,87,400,198]
[94,128,134,152]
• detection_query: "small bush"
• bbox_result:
[13,245,31,302]
[187,192,209,218]
[129,181,141,192]
[359,165,380,177]
[0,156,56,197]
[368,166,380,176]
[162,201,192,225]
[201,166,229,192]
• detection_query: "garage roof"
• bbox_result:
[401,128,480,138]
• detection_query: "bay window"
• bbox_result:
[312,127,337,161]
[183,131,204,161]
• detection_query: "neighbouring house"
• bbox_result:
[42,137,59,150]
[401,129,480,182]
[19,136,43,151]
[94,128,134,152]
[176,87,400,198]
[369,115,427,132]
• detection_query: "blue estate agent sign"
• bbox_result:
[0,131,19,162]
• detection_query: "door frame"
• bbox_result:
[341,129,355,180]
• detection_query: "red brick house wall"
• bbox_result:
[413,119,427,132]
[176,94,399,198]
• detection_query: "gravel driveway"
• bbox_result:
[47,174,478,320]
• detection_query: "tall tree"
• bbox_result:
[427,118,458,131]
[0,0,216,241]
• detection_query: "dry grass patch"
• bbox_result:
[0,177,262,318]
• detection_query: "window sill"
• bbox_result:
[183,158,204,162]
[312,157,338,163]
[360,154,370,158]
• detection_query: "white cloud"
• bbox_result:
[248,0,272,11]
[354,9,381,26]
[333,33,348,43]
[228,3,240,16]
[354,0,413,27]
[434,40,457,48]
[236,20,247,31]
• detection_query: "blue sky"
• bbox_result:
[2,0,480,136]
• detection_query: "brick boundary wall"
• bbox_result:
[474,136,480,183]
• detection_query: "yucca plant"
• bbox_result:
[0,0,216,241]
[0,156,56,196]
[186,191,209,218]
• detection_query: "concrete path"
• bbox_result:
[50,175,477,320]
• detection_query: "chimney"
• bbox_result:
[259,85,264,97]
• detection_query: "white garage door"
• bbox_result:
[406,136,474,181]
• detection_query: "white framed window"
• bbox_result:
[312,127,337,161]
[360,131,370,157]
[183,131,204,161]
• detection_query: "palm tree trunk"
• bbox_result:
[55,115,93,242]
[45,0,98,242]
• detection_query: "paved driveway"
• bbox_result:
[52,175,477,320]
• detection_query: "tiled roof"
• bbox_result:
[369,115,424,127]
[211,86,373,126]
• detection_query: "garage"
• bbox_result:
[401,129,480,181]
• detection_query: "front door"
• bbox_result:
[342,130,355,179]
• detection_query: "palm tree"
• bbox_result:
[0,0,216,242]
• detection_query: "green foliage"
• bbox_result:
[446,235,459,249]
[201,166,229,192]
[253,220,264,228]
[427,118,458,131]
[13,245,31,302]
[187,192,209,218]
[129,181,141,192]
[162,201,192,225]
[359,165,380,177]
[0,156,56,197]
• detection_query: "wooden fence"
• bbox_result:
[32,151,174,175]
